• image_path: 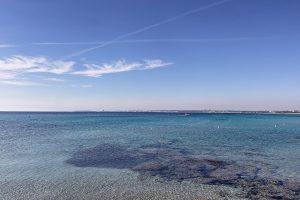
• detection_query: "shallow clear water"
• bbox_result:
[0,112,299,199]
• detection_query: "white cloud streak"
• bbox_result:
[0,72,18,80]
[0,55,74,74]
[72,59,171,77]
[0,44,15,48]
[71,84,93,88]
[63,0,231,59]
[0,55,74,86]
[45,78,65,82]
[0,80,38,86]
[33,37,263,46]
[0,55,171,86]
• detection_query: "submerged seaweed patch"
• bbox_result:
[66,144,150,169]
[66,142,300,199]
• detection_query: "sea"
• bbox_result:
[0,112,299,199]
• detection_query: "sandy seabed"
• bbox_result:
[0,167,245,200]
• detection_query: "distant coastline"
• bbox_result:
[143,110,300,114]
[1,110,300,114]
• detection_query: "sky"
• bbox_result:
[0,0,300,111]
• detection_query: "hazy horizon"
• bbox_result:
[1,0,300,111]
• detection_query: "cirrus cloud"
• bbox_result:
[0,55,75,86]
[0,71,18,80]
[72,59,172,77]
[0,55,172,86]
[0,55,74,74]
[0,80,39,86]
[0,44,15,48]
[45,78,65,82]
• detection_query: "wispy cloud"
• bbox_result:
[144,59,173,69]
[71,84,93,88]
[0,55,74,74]
[45,78,65,82]
[63,0,231,59]
[72,59,171,77]
[0,55,171,86]
[0,72,18,80]
[0,44,15,48]
[0,80,38,86]
[33,37,265,46]
[0,55,74,86]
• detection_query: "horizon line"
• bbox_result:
[0,110,299,113]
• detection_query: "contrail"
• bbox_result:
[63,0,231,59]
[33,37,265,46]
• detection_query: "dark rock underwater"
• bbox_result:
[66,143,300,200]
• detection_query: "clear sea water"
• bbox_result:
[0,112,299,199]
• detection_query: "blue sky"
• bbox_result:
[0,0,300,111]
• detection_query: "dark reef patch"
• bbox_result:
[66,142,300,199]
[66,144,149,169]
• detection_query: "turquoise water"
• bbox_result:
[0,112,299,199]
